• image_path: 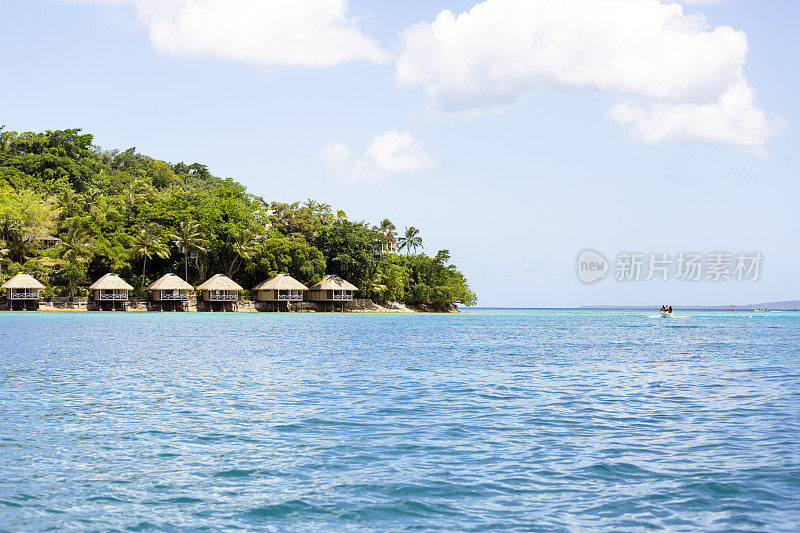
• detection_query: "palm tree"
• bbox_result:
[398,226,423,255]
[169,220,207,282]
[376,218,397,252]
[0,239,9,275]
[58,225,92,263]
[369,272,387,301]
[304,198,332,214]
[0,218,22,262]
[50,224,93,299]
[379,218,396,236]
[227,232,254,277]
[133,225,170,287]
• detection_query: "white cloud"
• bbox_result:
[64,0,389,68]
[320,130,438,184]
[609,82,784,157]
[396,0,782,153]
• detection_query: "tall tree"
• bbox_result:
[228,232,254,277]
[0,239,9,275]
[376,218,397,252]
[398,226,423,255]
[314,220,379,290]
[133,225,169,287]
[378,218,396,236]
[169,220,207,282]
[57,225,92,263]
[245,233,325,286]
[0,189,60,261]
[57,261,88,300]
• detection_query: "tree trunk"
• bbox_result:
[184,252,189,282]
[142,256,147,287]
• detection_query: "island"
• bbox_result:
[0,128,477,312]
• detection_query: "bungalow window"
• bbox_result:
[100,289,127,300]
[11,288,39,299]
[278,289,303,300]
[210,290,236,300]
[162,289,187,300]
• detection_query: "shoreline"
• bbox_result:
[16,299,458,314]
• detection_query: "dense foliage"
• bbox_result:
[0,128,477,307]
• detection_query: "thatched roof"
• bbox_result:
[1,273,45,290]
[309,274,358,291]
[197,274,243,291]
[253,274,307,291]
[147,273,193,291]
[88,273,134,291]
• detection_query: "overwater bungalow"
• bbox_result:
[253,274,307,311]
[307,274,358,311]
[1,273,45,311]
[147,273,193,311]
[196,274,242,311]
[88,273,133,311]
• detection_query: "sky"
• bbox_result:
[2,0,799,307]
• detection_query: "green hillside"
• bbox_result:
[0,128,476,308]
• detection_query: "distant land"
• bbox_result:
[466,300,800,311]
[577,300,800,311]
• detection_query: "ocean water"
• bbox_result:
[1,310,799,532]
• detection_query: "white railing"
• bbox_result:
[160,293,188,300]
[277,293,303,300]
[332,293,353,300]
[10,292,39,299]
[209,293,238,301]
[98,293,128,300]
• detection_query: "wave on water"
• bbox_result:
[1,311,799,531]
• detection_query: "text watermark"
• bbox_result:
[577,250,763,284]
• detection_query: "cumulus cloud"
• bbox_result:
[320,130,438,184]
[608,82,784,156]
[395,0,782,153]
[64,0,389,67]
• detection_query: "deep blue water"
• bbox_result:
[1,310,799,531]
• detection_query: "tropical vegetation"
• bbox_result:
[0,128,477,308]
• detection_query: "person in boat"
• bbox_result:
[668,305,673,313]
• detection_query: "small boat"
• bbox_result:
[660,311,674,318]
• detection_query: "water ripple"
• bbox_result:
[1,310,799,531]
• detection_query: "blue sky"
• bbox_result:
[2,0,798,307]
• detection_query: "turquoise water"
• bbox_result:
[1,310,799,531]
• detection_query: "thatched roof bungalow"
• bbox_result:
[197,274,242,302]
[253,274,307,302]
[307,274,358,302]
[23,231,60,250]
[147,273,193,302]
[2,273,45,301]
[89,273,133,301]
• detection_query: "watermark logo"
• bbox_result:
[577,249,609,284]
[577,249,763,283]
